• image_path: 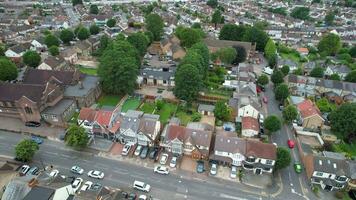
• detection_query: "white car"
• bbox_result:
[134,145,143,156]
[259,113,264,124]
[71,166,84,175]
[80,181,93,191]
[210,163,217,175]
[87,170,104,179]
[72,177,83,193]
[20,165,30,175]
[160,153,168,165]
[154,165,169,175]
[230,166,237,179]
[139,194,148,200]
[170,156,177,168]
[122,144,132,156]
[133,180,151,192]
[49,169,59,177]
[263,66,273,75]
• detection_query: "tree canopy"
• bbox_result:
[77,27,90,40]
[271,70,284,85]
[214,100,230,121]
[219,24,246,41]
[310,66,325,78]
[72,0,82,6]
[264,39,277,61]
[329,73,341,81]
[329,103,356,143]
[145,14,164,41]
[324,11,335,26]
[174,64,202,102]
[15,139,39,162]
[290,7,310,20]
[90,4,99,14]
[207,0,218,8]
[66,125,89,149]
[211,9,223,29]
[60,29,75,44]
[317,33,341,56]
[48,46,59,56]
[216,47,236,64]
[176,27,202,48]
[274,83,289,102]
[232,45,247,64]
[90,24,100,35]
[23,50,41,68]
[345,70,356,83]
[257,74,269,86]
[44,34,60,47]
[127,32,149,57]
[190,42,210,74]
[316,98,335,113]
[179,50,206,79]
[282,105,298,123]
[281,65,290,75]
[264,115,281,133]
[106,18,116,27]
[275,147,291,170]
[0,58,18,81]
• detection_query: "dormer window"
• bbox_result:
[336,176,347,182]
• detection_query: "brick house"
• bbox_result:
[296,99,324,130]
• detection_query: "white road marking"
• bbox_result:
[219,193,249,200]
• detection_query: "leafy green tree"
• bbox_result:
[217,47,236,64]
[60,29,75,44]
[243,26,269,51]
[48,45,59,56]
[214,100,230,121]
[23,50,41,68]
[345,70,356,83]
[329,103,356,142]
[317,33,341,56]
[271,70,284,85]
[179,50,205,79]
[290,7,310,20]
[219,24,246,41]
[77,27,90,40]
[349,45,356,58]
[293,67,303,75]
[66,125,89,149]
[324,11,335,26]
[268,7,287,15]
[310,66,325,78]
[191,112,202,122]
[282,105,298,123]
[44,34,60,47]
[144,31,154,44]
[232,45,247,64]
[268,54,278,68]
[264,115,281,133]
[211,9,222,29]
[127,32,149,57]
[15,139,39,162]
[111,40,140,65]
[329,73,341,81]
[89,24,100,35]
[191,23,201,29]
[0,44,5,56]
[106,18,116,27]
[190,42,210,73]
[257,74,269,86]
[178,28,202,48]
[316,98,334,113]
[275,147,291,170]
[99,35,110,50]
[264,39,277,60]
[274,83,289,102]
[72,0,82,6]
[0,58,18,81]
[174,64,202,102]
[90,4,99,14]
[281,65,290,75]
[207,0,218,8]
[145,14,164,41]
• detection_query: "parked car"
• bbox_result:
[294,162,302,174]
[279,103,284,111]
[160,153,168,165]
[120,191,128,198]
[128,193,137,200]
[133,180,151,192]
[71,166,84,175]
[81,181,93,191]
[170,156,177,168]
[140,146,149,159]
[210,163,217,175]
[66,176,76,184]
[154,165,169,175]
[139,194,148,200]
[259,128,265,135]
[263,67,273,75]
[31,135,43,144]
[90,183,102,191]
[49,169,59,177]
[25,121,41,127]
[28,166,39,175]
[196,161,205,173]
[259,113,264,124]
[20,165,30,175]
[230,166,237,179]
[122,144,132,156]
[149,148,159,160]
[87,170,104,179]
[134,145,143,156]
[287,139,295,149]
[262,96,268,103]
[72,177,83,193]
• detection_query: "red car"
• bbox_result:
[262,96,268,103]
[287,139,295,149]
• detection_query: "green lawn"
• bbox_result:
[121,97,141,112]
[280,52,301,63]
[334,141,356,157]
[79,66,98,76]
[156,102,177,124]
[98,95,122,107]
[175,111,192,126]
[140,102,156,114]
[68,111,79,124]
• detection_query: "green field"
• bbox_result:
[79,66,98,76]
[140,102,156,114]
[121,97,141,112]
[156,102,177,124]
[98,95,122,107]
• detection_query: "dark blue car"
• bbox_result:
[31,136,43,144]
[196,161,205,173]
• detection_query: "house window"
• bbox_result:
[24,107,33,114]
[315,172,324,177]
[246,157,255,163]
[265,160,274,165]
[336,176,347,182]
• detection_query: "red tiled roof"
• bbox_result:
[245,140,277,160]
[297,99,322,119]
[95,110,113,127]
[297,47,309,53]
[241,117,259,131]
[78,108,97,122]
[167,125,186,141]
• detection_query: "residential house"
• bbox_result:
[296,99,324,130]
[303,61,316,75]
[116,110,144,144]
[5,43,31,63]
[198,104,215,116]
[241,116,259,137]
[296,47,309,56]
[87,36,101,51]
[31,36,46,52]
[159,36,186,61]
[74,40,92,59]
[160,123,186,155]
[38,56,67,70]
[184,122,213,160]
[347,161,356,191]
[278,59,298,72]
[324,65,351,79]
[137,114,161,146]
[237,104,259,119]
[61,48,78,64]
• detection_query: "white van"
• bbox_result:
[133,180,151,192]
[263,67,273,75]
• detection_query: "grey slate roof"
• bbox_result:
[198,104,215,112]
[313,156,349,176]
[64,75,99,98]
[42,99,75,115]
[23,186,55,200]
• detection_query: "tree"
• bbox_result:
[178,28,202,48]
[242,26,269,51]
[127,32,149,57]
[274,83,289,102]
[0,58,18,81]
[77,27,90,40]
[281,65,290,75]
[329,73,341,81]
[44,34,60,47]
[232,45,247,64]
[264,115,281,133]
[257,74,269,86]
[106,18,116,27]
[317,33,341,56]
[293,67,303,75]
[214,101,230,121]
[174,64,202,102]
[264,39,277,60]
[89,24,100,35]
[23,50,41,68]
[179,50,205,79]
[191,23,201,29]
[15,139,39,162]
[345,70,356,83]
[0,44,5,56]
[324,11,335,26]
[275,147,291,170]
[329,103,356,142]
[191,112,202,122]
[217,47,236,64]
[60,29,75,44]
[290,7,310,20]
[219,24,246,41]
[316,98,334,113]
[145,14,164,41]
[282,105,298,123]
[350,45,356,58]
[66,125,89,149]
[271,70,284,85]
[207,0,218,8]
[90,4,99,14]
[72,0,82,6]
[48,45,59,56]
[190,42,210,74]
[211,9,222,29]
[310,66,325,78]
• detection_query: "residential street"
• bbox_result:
[0,130,311,200]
